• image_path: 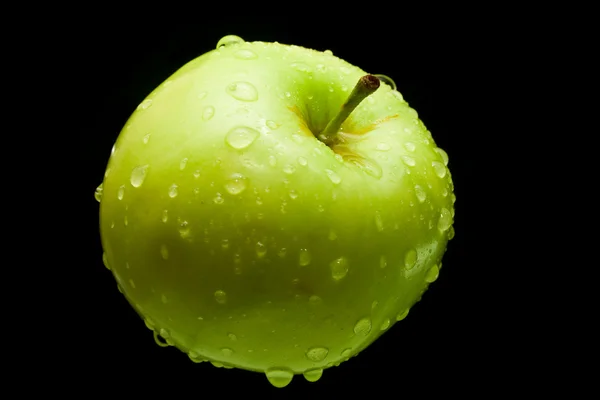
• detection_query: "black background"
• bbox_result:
[73,17,512,397]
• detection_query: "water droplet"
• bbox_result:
[404,249,417,270]
[197,91,207,100]
[221,347,234,356]
[137,99,152,110]
[373,74,397,90]
[95,183,103,202]
[193,169,201,179]
[434,147,449,166]
[214,193,224,204]
[288,190,298,199]
[341,348,352,358]
[130,164,149,188]
[234,49,257,59]
[228,333,237,341]
[340,66,351,75]
[376,142,391,151]
[168,184,178,198]
[298,156,307,166]
[448,226,456,240]
[414,184,427,203]
[266,120,280,129]
[425,264,439,283]
[161,209,168,223]
[330,257,349,281]
[216,34,244,49]
[380,318,391,330]
[396,309,409,321]
[265,368,293,388]
[160,244,169,260]
[402,155,416,167]
[268,155,277,167]
[225,173,247,195]
[353,317,372,336]
[299,248,311,266]
[380,255,387,268]
[117,185,125,200]
[404,142,416,152]
[437,208,452,232]
[325,169,341,184]
[188,351,205,363]
[278,248,287,258]
[178,219,191,239]
[102,252,110,270]
[283,164,296,174]
[255,241,267,258]
[226,81,258,102]
[291,62,312,72]
[303,368,323,382]
[305,347,329,362]
[328,229,337,240]
[225,126,260,150]
[432,161,447,178]
[324,49,333,55]
[202,106,215,121]
[308,295,322,305]
[214,290,227,304]
[143,133,151,144]
[374,211,384,232]
[129,279,136,288]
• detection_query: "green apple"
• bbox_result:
[96,35,455,388]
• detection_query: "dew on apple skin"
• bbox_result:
[425,264,440,283]
[374,211,384,232]
[124,216,128,226]
[137,98,153,110]
[283,164,296,174]
[256,241,267,258]
[202,106,215,121]
[308,295,322,305]
[298,156,307,166]
[143,133,151,144]
[130,164,149,188]
[94,183,103,202]
[434,147,449,166]
[178,219,191,240]
[228,333,237,341]
[162,209,168,223]
[414,184,427,203]
[193,169,201,178]
[153,331,169,347]
[226,81,258,102]
[117,185,125,200]
[197,91,207,100]
[216,34,244,49]
[299,248,311,266]
[306,346,329,362]
[380,255,387,268]
[432,161,447,178]
[188,351,206,363]
[225,126,260,150]
[291,62,312,72]
[168,184,179,198]
[225,173,248,195]
[402,155,416,167]
[160,244,169,260]
[265,368,294,388]
[330,257,349,281]
[380,318,391,330]
[214,290,227,304]
[221,347,234,356]
[396,309,409,321]
[303,368,323,382]
[404,249,417,270]
[448,226,455,240]
[325,169,341,184]
[341,348,352,359]
[354,317,372,336]
[437,207,452,232]
[266,120,280,129]
[373,74,397,90]
[234,49,258,59]
[328,229,337,240]
[102,252,110,270]
[376,142,391,151]
[213,193,224,204]
[404,141,416,152]
[288,190,298,199]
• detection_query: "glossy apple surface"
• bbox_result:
[97,35,455,388]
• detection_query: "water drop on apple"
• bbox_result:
[303,368,323,382]
[94,183,103,202]
[130,164,149,188]
[226,81,258,102]
[216,35,244,49]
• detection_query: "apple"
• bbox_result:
[96,34,455,388]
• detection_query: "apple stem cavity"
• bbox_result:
[319,74,380,144]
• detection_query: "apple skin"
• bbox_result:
[98,37,455,386]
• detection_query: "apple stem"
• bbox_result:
[319,75,380,144]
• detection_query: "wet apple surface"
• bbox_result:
[96,35,455,388]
